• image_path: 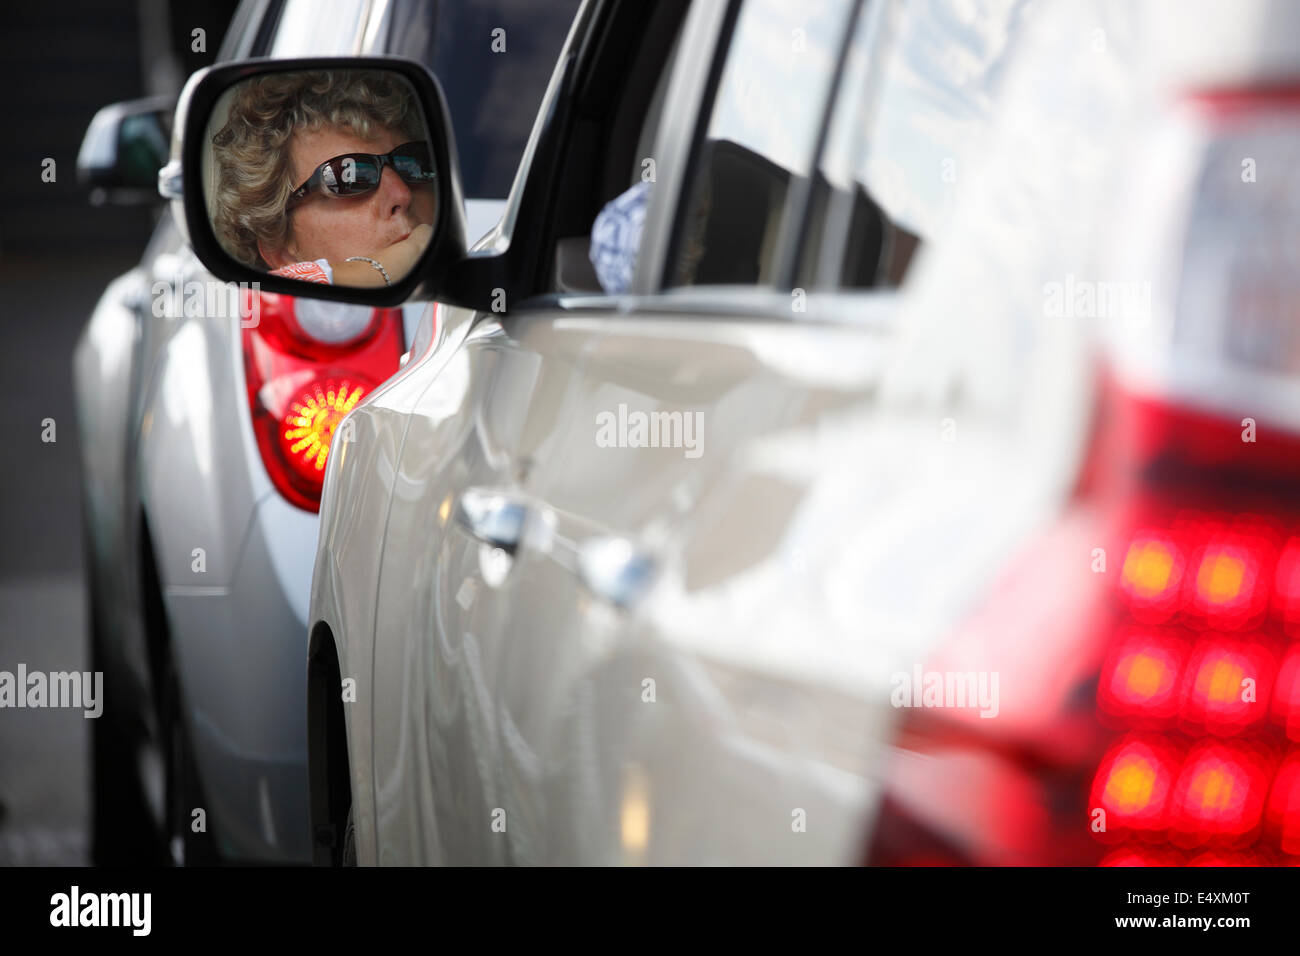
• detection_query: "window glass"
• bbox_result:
[386,0,580,200]
[269,0,369,56]
[805,0,1029,289]
[669,0,853,287]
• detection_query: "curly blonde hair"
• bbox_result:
[210,70,426,268]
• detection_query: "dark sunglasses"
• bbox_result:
[287,141,436,208]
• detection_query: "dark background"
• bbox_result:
[0,0,237,864]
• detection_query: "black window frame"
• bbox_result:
[497,0,694,311]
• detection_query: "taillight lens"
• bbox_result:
[865,87,1300,866]
[1087,506,1290,860]
[865,393,1300,866]
[1090,735,1181,835]
[242,291,404,512]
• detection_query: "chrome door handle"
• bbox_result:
[577,536,655,609]
[453,488,530,554]
[456,489,655,606]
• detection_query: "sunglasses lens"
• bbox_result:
[325,157,381,196]
[299,143,434,206]
[393,143,436,184]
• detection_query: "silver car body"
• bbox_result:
[311,0,1300,865]
[309,0,1051,864]
[73,0,560,862]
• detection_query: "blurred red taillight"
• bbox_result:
[1266,753,1300,854]
[1090,735,1180,835]
[1098,630,1186,724]
[1088,498,1292,860]
[1272,645,1300,739]
[866,391,1300,866]
[1118,534,1185,622]
[865,88,1300,866]
[1169,740,1273,845]
[242,291,404,512]
[1179,637,1275,734]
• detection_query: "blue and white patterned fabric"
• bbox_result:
[589,180,652,294]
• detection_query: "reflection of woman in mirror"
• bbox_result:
[211,71,436,287]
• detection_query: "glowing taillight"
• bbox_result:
[280,378,372,485]
[1270,645,1300,741]
[1186,528,1275,630]
[1099,630,1186,724]
[242,292,404,512]
[863,84,1300,867]
[1119,535,1184,621]
[1179,638,1274,734]
[1090,509,1294,863]
[1266,754,1300,855]
[1168,741,1272,844]
[1274,539,1300,634]
[1089,103,1300,867]
[1090,736,1179,833]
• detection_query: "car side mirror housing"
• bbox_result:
[169,56,469,308]
[78,96,174,206]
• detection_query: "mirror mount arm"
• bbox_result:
[158,160,183,201]
[423,250,520,315]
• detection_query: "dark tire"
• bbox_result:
[341,806,357,867]
[88,592,162,865]
[159,651,221,866]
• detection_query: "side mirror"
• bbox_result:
[78,96,174,206]
[169,57,468,308]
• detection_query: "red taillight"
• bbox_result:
[1086,506,1292,862]
[1179,637,1275,734]
[1118,534,1184,622]
[280,377,370,482]
[1090,735,1180,834]
[864,87,1300,866]
[865,394,1300,866]
[1098,630,1186,724]
[1186,527,1276,631]
[1168,741,1273,845]
[242,292,404,512]
[1266,753,1300,854]
[1274,540,1300,635]
[1272,645,1300,740]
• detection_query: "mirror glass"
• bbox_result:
[203,69,439,288]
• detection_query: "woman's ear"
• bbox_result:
[258,237,297,270]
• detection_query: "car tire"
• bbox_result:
[88,585,162,865]
[160,652,220,866]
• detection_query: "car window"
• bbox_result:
[217,0,274,62]
[268,0,370,56]
[385,0,581,200]
[801,0,1032,290]
[668,0,855,288]
[542,0,689,297]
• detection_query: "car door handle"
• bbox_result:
[455,489,655,606]
[576,536,656,609]
[453,488,531,554]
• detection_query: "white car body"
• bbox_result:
[75,0,570,863]
[305,0,1300,866]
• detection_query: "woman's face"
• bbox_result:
[260,123,437,269]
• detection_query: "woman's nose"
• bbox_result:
[377,164,412,214]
